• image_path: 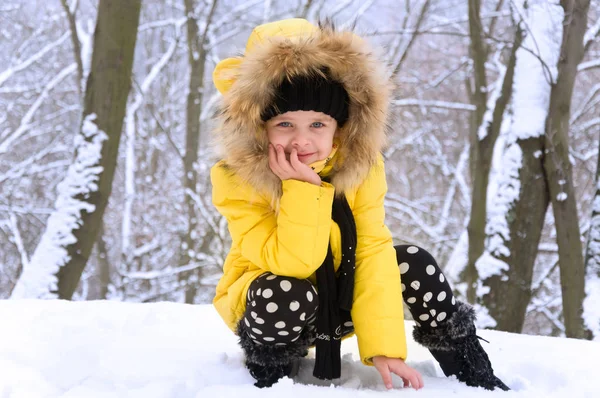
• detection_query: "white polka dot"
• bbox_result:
[399,262,410,274]
[249,334,257,339]
[410,280,421,290]
[344,321,354,327]
[291,335,300,342]
[280,280,292,292]
[431,321,438,327]
[278,331,289,336]
[407,246,419,254]
[437,292,447,302]
[401,283,406,292]
[452,297,456,305]
[256,288,262,296]
[289,301,300,311]
[437,312,447,322]
[415,321,421,327]
[251,301,256,307]
[244,317,250,327]
[251,311,257,319]
[275,342,286,346]
[263,337,275,342]
[255,317,265,324]
[300,312,306,321]
[262,289,273,299]
[252,339,262,345]
[407,297,416,304]
[423,302,428,308]
[426,265,436,275]
[307,291,314,302]
[266,274,278,280]
[252,327,263,335]
[423,292,432,302]
[419,314,430,321]
[439,274,445,283]
[266,303,278,313]
[275,321,286,329]
[429,309,437,316]
[311,284,317,293]
[292,326,302,332]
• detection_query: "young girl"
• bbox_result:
[210,18,509,391]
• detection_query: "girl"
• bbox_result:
[210,18,509,391]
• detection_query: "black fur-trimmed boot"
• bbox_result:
[413,301,510,391]
[237,321,311,388]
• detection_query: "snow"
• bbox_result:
[0,300,599,397]
[510,0,562,140]
[10,114,107,299]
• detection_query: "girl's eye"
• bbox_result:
[278,122,292,127]
[312,122,324,128]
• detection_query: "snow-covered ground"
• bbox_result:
[0,300,597,398]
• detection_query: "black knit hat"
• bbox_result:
[261,72,350,126]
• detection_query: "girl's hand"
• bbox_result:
[372,356,423,390]
[268,144,321,186]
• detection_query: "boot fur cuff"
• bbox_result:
[412,300,477,351]
[237,320,312,366]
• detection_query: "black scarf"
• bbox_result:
[313,194,357,380]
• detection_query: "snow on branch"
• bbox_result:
[8,214,29,269]
[578,58,600,72]
[0,32,70,87]
[10,114,107,299]
[584,16,600,50]
[0,63,77,154]
[392,99,476,111]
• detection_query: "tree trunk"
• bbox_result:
[543,0,590,338]
[465,0,489,303]
[482,136,549,332]
[55,0,141,299]
[179,0,218,303]
[465,0,519,304]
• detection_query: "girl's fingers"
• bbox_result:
[269,145,285,178]
[275,145,293,174]
[289,148,302,170]
[390,364,422,390]
[374,363,393,390]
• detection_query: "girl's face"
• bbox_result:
[266,110,337,165]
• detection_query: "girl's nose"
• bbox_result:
[291,131,309,147]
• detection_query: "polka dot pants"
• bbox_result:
[240,245,457,345]
[241,273,319,345]
[395,244,457,328]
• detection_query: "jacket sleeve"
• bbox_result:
[211,162,334,279]
[350,156,407,365]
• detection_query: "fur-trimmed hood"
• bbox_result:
[212,18,392,199]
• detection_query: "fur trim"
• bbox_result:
[412,301,477,352]
[237,319,312,367]
[213,19,393,201]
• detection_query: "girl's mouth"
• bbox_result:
[297,152,315,159]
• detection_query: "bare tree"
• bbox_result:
[544,0,590,338]
[10,0,142,299]
[178,0,219,304]
[479,0,590,337]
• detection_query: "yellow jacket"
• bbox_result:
[210,18,407,365]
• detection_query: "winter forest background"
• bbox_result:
[1,0,599,342]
